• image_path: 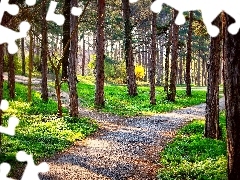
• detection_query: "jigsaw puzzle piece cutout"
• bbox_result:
[25,0,36,6]
[46,1,65,26]
[71,7,83,16]
[0,0,19,22]
[0,99,9,111]
[0,163,14,180]
[0,116,19,136]
[0,21,30,54]
[16,151,49,180]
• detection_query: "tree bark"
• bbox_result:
[150,5,157,105]
[204,15,221,139]
[62,0,71,80]
[95,0,105,108]
[82,33,86,76]
[186,11,193,96]
[223,14,240,180]
[21,38,25,76]
[68,0,79,117]
[167,9,179,102]
[8,53,15,99]
[122,0,137,96]
[41,0,48,101]
[28,29,33,102]
[0,45,4,150]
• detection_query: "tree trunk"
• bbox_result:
[223,14,240,180]
[204,15,221,139]
[0,45,4,150]
[21,38,25,76]
[41,0,48,101]
[122,0,137,96]
[186,11,193,96]
[8,53,15,99]
[167,9,179,102]
[164,20,172,92]
[82,33,85,76]
[68,0,79,117]
[28,29,33,102]
[95,0,105,108]
[62,0,71,80]
[150,6,157,105]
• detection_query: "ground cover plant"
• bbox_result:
[157,113,227,180]
[0,82,98,175]
[61,76,208,117]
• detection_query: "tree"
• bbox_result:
[122,0,137,96]
[223,14,240,180]
[167,9,179,101]
[62,0,71,80]
[186,11,193,96]
[204,15,221,139]
[150,4,157,105]
[8,53,15,99]
[95,0,105,108]
[21,38,25,76]
[41,0,48,101]
[28,29,33,102]
[68,0,79,117]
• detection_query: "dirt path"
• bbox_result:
[4,73,225,180]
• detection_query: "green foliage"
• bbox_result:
[62,81,207,117]
[88,54,126,83]
[135,64,145,80]
[4,55,22,75]
[1,82,98,174]
[157,113,227,180]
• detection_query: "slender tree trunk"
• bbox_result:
[28,29,33,102]
[95,0,105,108]
[204,16,221,139]
[8,53,15,99]
[68,0,79,117]
[164,21,172,92]
[186,11,193,96]
[150,6,157,105]
[41,0,48,101]
[167,9,179,102]
[223,13,240,180]
[122,0,137,96]
[82,33,85,76]
[21,38,25,76]
[62,0,71,80]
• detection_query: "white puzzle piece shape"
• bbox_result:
[16,151,49,180]
[46,1,65,26]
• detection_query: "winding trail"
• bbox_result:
[4,73,225,180]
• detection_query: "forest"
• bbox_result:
[0,0,240,179]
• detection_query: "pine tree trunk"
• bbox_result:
[21,38,25,76]
[0,45,4,149]
[82,34,85,76]
[122,0,137,96]
[186,11,193,96]
[62,0,70,80]
[68,0,79,117]
[224,14,240,180]
[167,9,179,102]
[204,15,221,139]
[150,7,157,105]
[8,53,15,99]
[41,0,48,101]
[95,0,105,108]
[28,29,33,102]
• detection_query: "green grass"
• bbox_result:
[157,113,227,180]
[61,78,207,117]
[1,82,98,175]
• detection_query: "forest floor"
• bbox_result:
[3,73,225,180]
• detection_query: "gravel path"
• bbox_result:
[4,73,225,180]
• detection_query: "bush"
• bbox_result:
[135,64,145,80]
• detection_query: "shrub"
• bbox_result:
[135,64,145,80]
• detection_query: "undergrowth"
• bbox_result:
[0,82,98,175]
[157,113,227,180]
